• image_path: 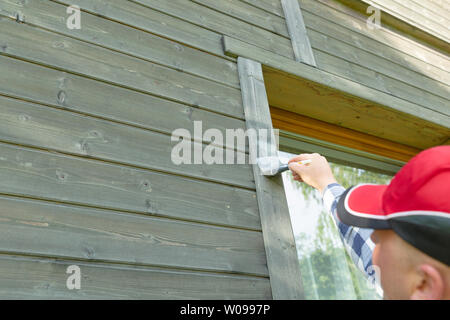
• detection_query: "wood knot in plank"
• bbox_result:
[88,130,103,139]
[174,43,184,52]
[140,180,152,192]
[83,246,95,259]
[185,107,194,121]
[18,114,30,122]
[56,170,68,182]
[77,140,90,155]
[145,199,159,213]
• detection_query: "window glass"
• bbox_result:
[280,151,393,299]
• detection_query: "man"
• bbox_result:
[288,146,450,300]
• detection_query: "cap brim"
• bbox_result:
[337,184,391,229]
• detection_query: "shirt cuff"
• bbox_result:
[322,183,346,217]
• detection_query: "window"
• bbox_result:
[280,151,393,300]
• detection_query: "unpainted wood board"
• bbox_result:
[0,255,271,299]
[336,0,450,53]
[362,0,450,43]
[0,142,261,230]
[238,58,304,299]
[428,0,450,12]
[281,0,317,66]
[239,0,285,17]
[393,0,448,28]
[313,50,450,115]
[0,0,240,89]
[307,30,450,102]
[192,0,289,38]
[264,68,450,148]
[412,0,450,18]
[299,1,450,82]
[0,55,247,153]
[310,0,450,73]
[49,0,227,58]
[0,18,244,119]
[130,0,294,59]
[193,0,450,91]
[0,195,268,276]
[223,36,450,131]
[0,95,254,189]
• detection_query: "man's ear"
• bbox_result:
[410,264,445,300]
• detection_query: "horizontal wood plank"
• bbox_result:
[223,36,450,149]
[239,0,450,82]
[192,0,289,38]
[0,142,261,230]
[411,0,450,19]
[240,0,284,17]
[190,0,450,105]
[392,0,448,29]
[336,0,450,52]
[50,0,228,57]
[0,95,254,189]
[223,36,450,125]
[313,50,450,115]
[0,55,246,153]
[131,0,294,59]
[264,68,449,149]
[311,0,450,73]
[362,0,450,44]
[0,18,244,119]
[299,0,450,81]
[0,0,240,89]
[0,255,271,299]
[307,29,450,103]
[0,195,268,276]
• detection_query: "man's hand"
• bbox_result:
[288,153,337,194]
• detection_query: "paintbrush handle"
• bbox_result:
[277,159,312,174]
[277,164,290,174]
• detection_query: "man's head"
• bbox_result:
[336,146,450,299]
[289,146,450,299]
[371,229,450,299]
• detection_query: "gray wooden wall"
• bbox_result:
[0,0,448,299]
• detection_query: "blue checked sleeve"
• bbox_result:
[322,183,376,279]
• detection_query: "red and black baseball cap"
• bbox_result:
[337,145,450,266]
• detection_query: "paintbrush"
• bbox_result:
[257,156,312,176]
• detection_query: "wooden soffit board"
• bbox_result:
[223,36,450,150]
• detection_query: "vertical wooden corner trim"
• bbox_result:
[281,0,317,66]
[237,57,305,300]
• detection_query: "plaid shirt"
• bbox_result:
[322,183,381,290]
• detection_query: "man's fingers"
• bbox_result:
[288,153,319,164]
[288,162,308,177]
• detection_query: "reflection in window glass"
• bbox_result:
[280,151,392,300]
